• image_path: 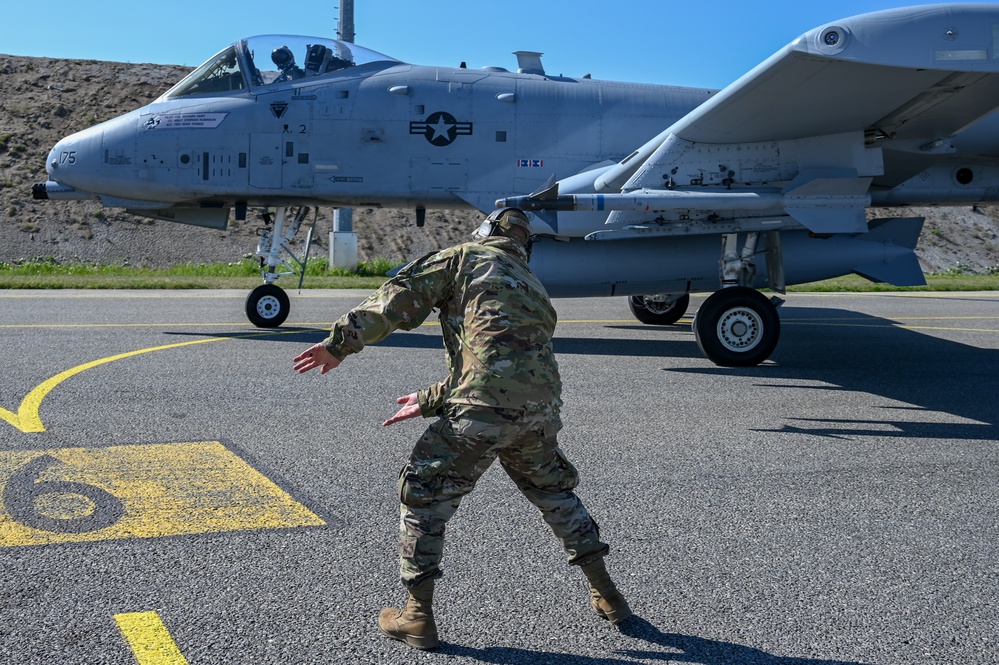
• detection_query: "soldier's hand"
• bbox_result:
[293,343,341,374]
[383,393,421,426]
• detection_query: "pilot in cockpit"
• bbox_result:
[271,46,306,82]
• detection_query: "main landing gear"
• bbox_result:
[692,286,780,367]
[694,231,784,367]
[245,206,314,328]
[628,294,690,325]
[628,231,784,367]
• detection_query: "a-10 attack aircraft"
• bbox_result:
[33,4,999,366]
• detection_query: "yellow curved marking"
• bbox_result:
[0,330,302,434]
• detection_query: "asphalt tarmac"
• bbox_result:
[1,289,997,664]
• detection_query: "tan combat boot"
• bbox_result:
[378,580,439,650]
[581,558,632,624]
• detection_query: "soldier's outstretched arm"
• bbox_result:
[383,393,421,426]
[293,343,342,374]
[319,250,457,361]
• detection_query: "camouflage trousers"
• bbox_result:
[397,405,609,587]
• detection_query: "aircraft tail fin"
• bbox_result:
[866,216,923,248]
[852,216,926,286]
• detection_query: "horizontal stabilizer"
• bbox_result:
[852,216,926,286]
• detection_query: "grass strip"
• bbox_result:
[0,258,996,291]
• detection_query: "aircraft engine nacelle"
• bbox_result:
[873,162,999,206]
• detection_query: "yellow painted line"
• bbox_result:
[0,293,246,299]
[0,338,222,433]
[781,316,999,322]
[907,317,999,321]
[114,611,188,665]
[0,322,255,329]
[897,325,999,333]
[787,291,999,298]
[0,329,303,434]
[0,292,369,300]
[555,317,999,333]
[784,321,999,333]
[0,442,325,547]
[0,322,332,329]
[5,315,997,330]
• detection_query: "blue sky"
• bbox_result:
[6,1,997,89]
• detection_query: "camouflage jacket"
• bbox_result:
[322,236,562,418]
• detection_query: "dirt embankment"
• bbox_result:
[1,53,997,273]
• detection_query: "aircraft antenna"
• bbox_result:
[337,0,355,43]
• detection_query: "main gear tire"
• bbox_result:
[246,284,290,328]
[628,294,690,326]
[693,287,779,367]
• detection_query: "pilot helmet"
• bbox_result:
[474,208,533,247]
[272,46,295,69]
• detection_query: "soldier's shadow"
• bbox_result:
[439,615,869,664]
[614,616,868,664]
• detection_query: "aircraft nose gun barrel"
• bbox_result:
[31,181,94,201]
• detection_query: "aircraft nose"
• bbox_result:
[45,124,104,185]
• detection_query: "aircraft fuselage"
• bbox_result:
[42,37,712,222]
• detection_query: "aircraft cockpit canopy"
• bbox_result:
[159,35,399,100]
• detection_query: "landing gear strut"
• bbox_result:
[246,206,314,328]
[693,231,784,367]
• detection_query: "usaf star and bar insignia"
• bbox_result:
[410,111,473,146]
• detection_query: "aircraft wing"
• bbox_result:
[570,4,999,234]
[663,6,999,146]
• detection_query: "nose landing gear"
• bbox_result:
[246,283,291,328]
[245,205,314,328]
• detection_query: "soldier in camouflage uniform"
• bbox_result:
[293,208,630,650]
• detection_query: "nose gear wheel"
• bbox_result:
[246,283,290,328]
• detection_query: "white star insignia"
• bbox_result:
[429,116,454,141]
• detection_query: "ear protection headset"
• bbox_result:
[473,208,535,258]
[474,207,520,239]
